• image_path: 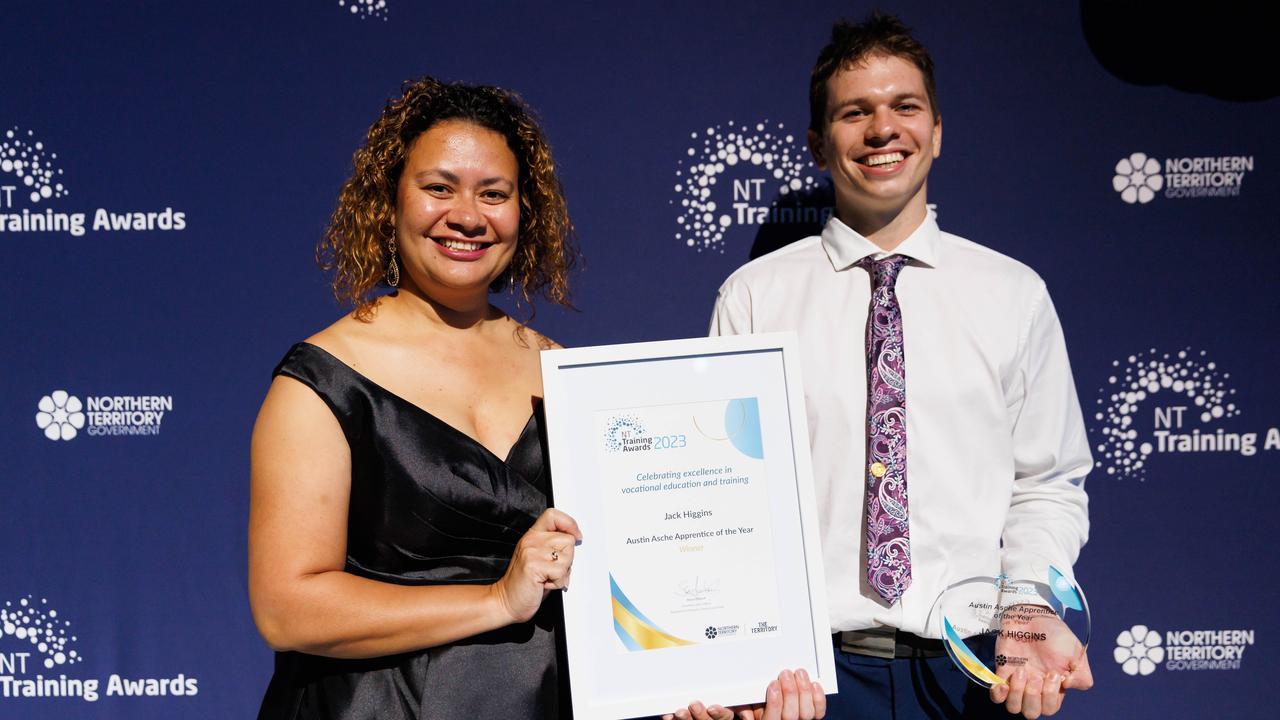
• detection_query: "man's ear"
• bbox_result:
[932,114,942,159]
[807,128,827,170]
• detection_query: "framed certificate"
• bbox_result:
[541,333,836,720]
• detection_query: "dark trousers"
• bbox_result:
[824,635,1006,720]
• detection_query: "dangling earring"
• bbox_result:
[385,236,400,287]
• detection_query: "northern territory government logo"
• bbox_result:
[1112,151,1255,204]
[672,120,828,253]
[35,389,173,441]
[1,594,200,703]
[704,624,740,640]
[1,126,188,237]
[1113,623,1255,675]
[1089,347,1279,479]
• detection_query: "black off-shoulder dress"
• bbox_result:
[257,342,565,720]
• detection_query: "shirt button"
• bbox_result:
[870,462,887,478]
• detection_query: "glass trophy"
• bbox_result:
[926,558,1090,687]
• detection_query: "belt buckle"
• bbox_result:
[839,629,897,659]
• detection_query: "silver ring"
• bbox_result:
[551,549,560,562]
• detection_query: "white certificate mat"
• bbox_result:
[541,333,836,720]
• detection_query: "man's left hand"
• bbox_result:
[988,605,1093,719]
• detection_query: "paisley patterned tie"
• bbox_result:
[858,255,911,605]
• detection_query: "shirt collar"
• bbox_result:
[820,208,941,271]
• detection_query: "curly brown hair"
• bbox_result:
[318,77,579,320]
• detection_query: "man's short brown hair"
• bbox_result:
[809,13,939,133]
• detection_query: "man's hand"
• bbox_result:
[663,669,826,720]
[729,669,826,720]
[989,605,1093,719]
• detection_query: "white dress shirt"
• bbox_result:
[709,211,1091,636]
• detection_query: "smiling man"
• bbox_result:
[709,14,1093,720]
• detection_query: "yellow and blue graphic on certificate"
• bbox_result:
[596,397,781,652]
[611,574,694,650]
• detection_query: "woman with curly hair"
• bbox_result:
[248,77,582,719]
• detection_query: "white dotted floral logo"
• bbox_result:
[1114,624,1163,676]
[0,127,68,204]
[673,121,822,253]
[1112,152,1164,204]
[1090,348,1239,479]
[35,390,86,441]
[1,595,82,669]
[337,0,387,19]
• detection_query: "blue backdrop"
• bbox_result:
[3,1,1276,717]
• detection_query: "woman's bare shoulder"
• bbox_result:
[303,310,388,370]
[516,323,562,351]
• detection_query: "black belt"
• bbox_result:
[836,629,947,659]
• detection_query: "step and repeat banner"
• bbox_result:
[2,2,1275,718]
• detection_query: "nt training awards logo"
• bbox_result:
[1090,348,1280,479]
[1,595,200,704]
[0,126,188,238]
[672,120,827,253]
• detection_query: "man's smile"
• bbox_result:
[859,151,907,169]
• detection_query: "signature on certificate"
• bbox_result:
[674,575,721,599]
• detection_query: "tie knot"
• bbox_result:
[859,254,908,289]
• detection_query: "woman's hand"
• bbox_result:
[489,508,582,624]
